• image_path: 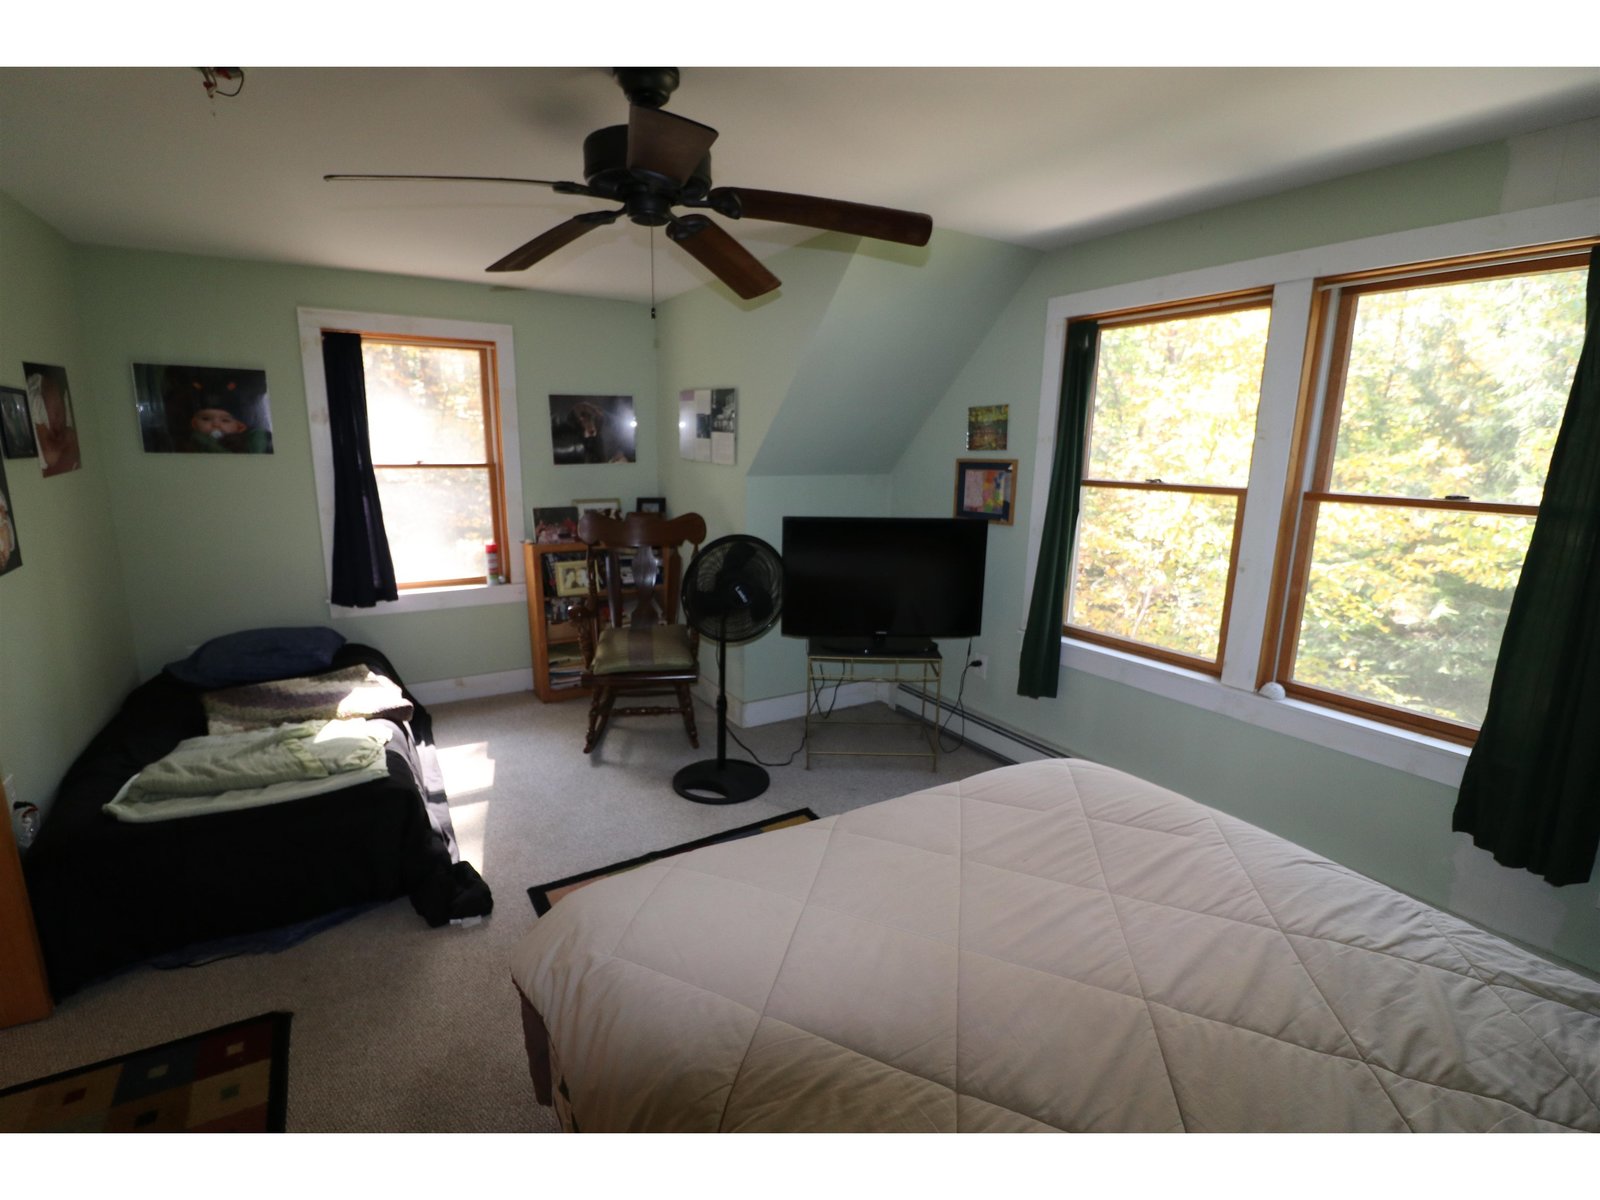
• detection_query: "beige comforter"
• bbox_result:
[509,759,1600,1132]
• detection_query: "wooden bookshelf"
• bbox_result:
[524,540,592,702]
[0,777,52,1027]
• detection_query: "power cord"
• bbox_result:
[723,662,850,767]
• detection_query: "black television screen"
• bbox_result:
[781,516,988,654]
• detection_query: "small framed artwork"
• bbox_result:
[554,560,590,597]
[966,404,1009,451]
[575,497,621,518]
[132,362,273,454]
[634,496,666,515]
[1,386,38,459]
[532,505,580,544]
[955,458,1018,525]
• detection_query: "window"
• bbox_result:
[1067,295,1272,671]
[1271,252,1589,740]
[360,337,507,589]
[297,309,524,612]
[1032,207,1595,773]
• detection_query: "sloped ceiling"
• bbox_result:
[749,231,1040,475]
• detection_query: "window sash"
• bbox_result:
[359,335,509,590]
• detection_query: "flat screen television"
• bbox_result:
[781,516,988,656]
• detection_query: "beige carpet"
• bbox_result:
[0,692,1000,1132]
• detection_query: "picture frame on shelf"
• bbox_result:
[634,496,666,515]
[954,458,1018,525]
[574,497,621,519]
[532,505,579,544]
[554,560,590,597]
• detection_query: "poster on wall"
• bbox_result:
[966,404,1009,450]
[0,453,22,577]
[548,394,636,464]
[21,362,81,476]
[678,387,737,465]
[0,386,38,459]
[132,363,274,454]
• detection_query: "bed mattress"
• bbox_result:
[509,759,1600,1132]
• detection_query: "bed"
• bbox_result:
[509,758,1600,1132]
[26,635,482,1000]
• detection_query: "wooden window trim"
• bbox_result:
[360,336,508,588]
[1263,244,1590,734]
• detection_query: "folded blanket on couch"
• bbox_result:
[104,718,393,823]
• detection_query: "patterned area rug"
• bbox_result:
[528,809,818,915]
[0,1012,291,1132]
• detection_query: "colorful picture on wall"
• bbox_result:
[532,505,580,544]
[22,362,81,476]
[132,363,273,454]
[549,395,636,464]
[679,388,736,464]
[0,453,21,577]
[0,386,37,459]
[954,458,1018,525]
[967,404,1009,451]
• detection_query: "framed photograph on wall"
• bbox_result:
[966,404,1009,451]
[131,362,273,454]
[0,452,22,577]
[21,362,81,477]
[548,394,636,464]
[954,458,1018,525]
[1,386,38,459]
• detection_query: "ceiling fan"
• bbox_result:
[325,68,933,301]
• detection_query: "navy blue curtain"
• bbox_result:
[322,331,398,608]
[1017,319,1098,699]
[1452,246,1600,885]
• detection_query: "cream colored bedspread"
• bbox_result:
[509,759,1600,1132]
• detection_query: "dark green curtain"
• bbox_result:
[1453,246,1600,885]
[1018,319,1098,699]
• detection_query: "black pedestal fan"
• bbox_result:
[673,534,784,804]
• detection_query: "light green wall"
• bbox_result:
[888,136,1600,972]
[70,245,657,685]
[0,194,139,818]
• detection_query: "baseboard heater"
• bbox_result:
[893,685,1072,765]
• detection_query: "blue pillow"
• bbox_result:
[164,626,348,689]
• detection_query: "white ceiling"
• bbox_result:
[2,65,1598,303]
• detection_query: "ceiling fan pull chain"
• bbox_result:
[650,226,658,320]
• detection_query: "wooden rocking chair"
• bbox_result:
[571,510,708,754]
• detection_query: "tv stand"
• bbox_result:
[804,643,942,771]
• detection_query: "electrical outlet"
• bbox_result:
[969,655,989,679]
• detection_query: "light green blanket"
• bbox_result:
[105,719,393,823]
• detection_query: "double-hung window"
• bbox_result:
[1041,215,1593,764]
[1069,294,1272,671]
[297,308,524,611]
[1270,250,1588,741]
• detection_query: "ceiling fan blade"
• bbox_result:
[708,187,932,246]
[325,173,590,193]
[487,211,621,273]
[626,106,718,187]
[666,216,780,300]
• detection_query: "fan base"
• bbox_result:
[673,758,770,805]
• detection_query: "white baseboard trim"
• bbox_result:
[892,685,1072,765]
[411,668,533,707]
[705,679,893,728]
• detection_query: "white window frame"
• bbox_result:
[1025,198,1599,786]
[297,307,526,616]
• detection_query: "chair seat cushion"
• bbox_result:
[591,625,697,676]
